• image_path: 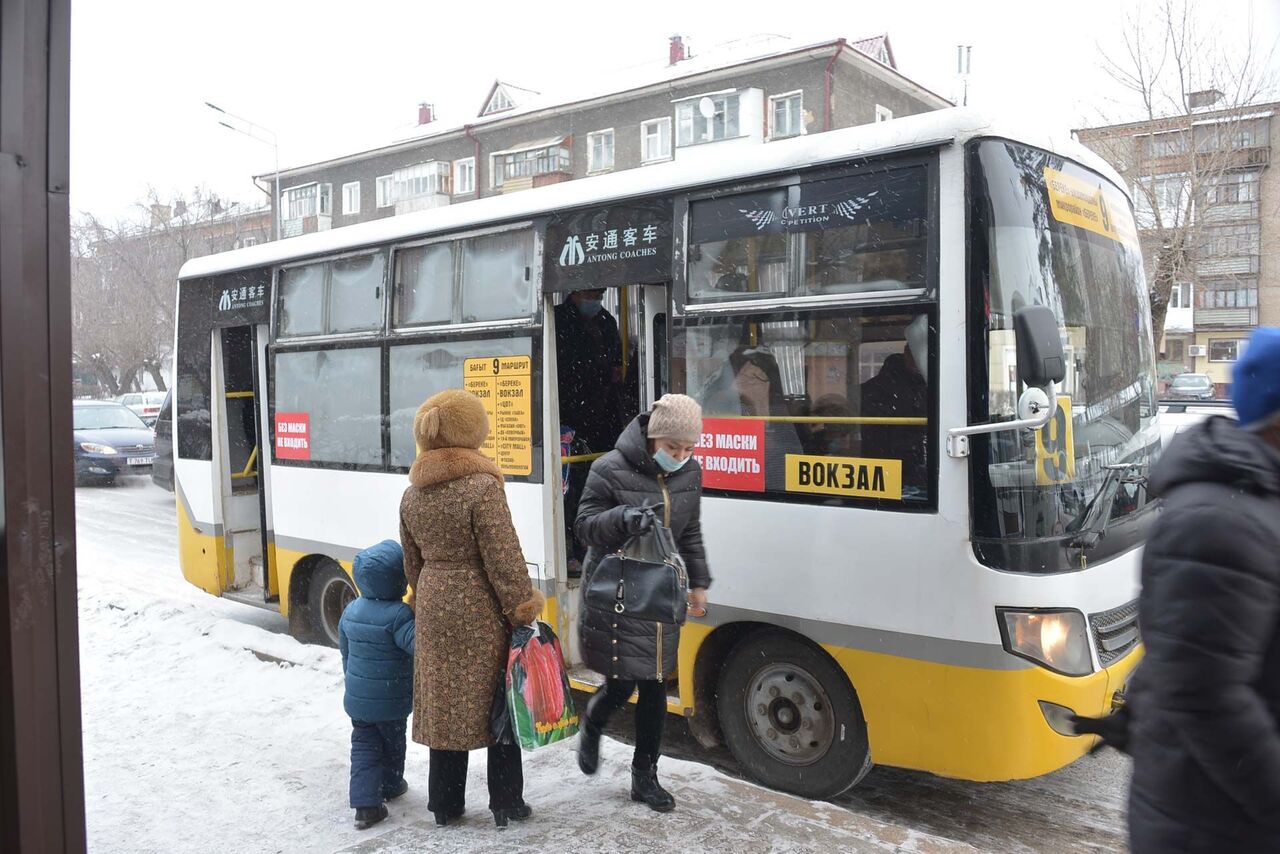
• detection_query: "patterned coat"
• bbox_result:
[400,448,543,751]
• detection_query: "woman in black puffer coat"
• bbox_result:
[574,394,711,812]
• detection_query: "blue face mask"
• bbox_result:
[653,447,689,473]
[578,299,604,317]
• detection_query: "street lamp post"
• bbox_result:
[205,102,282,241]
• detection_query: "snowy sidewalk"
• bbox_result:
[336,738,977,854]
[76,482,977,853]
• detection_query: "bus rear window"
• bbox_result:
[672,308,934,509]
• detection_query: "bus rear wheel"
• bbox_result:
[716,630,872,799]
[307,562,355,648]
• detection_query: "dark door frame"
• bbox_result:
[0,0,85,850]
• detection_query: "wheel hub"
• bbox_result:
[320,576,355,644]
[745,663,836,766]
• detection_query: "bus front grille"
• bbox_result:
[1089,599,1140,667]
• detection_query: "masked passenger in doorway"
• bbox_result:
[555,288,624,576]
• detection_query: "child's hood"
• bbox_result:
[352,539,406,601]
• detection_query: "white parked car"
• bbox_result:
[1158,400,1236,449]
[117,390,167,427]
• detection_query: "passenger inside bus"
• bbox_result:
[555,287,625,575]
[699,344,805,491]
[860,314,929,498]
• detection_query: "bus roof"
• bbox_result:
[179,107,1126,281]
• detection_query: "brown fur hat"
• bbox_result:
[414,389,490,451]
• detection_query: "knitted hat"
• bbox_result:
[414,389,490,451]
[647,394,703,444]
[1232,327,1280,430]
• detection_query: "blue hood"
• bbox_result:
[74,426,155,450]
[353,540,406,601]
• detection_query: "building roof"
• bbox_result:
[1074,100,1280,136]
[264,33,951,181]
[206,106,1119,280]
[849,34,895,69]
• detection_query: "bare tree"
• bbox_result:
[71,187,269,396]
[1079,0,1277,338]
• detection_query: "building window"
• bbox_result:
[1201,224,1260,258]
[1209,339,1247,362]
[675,93,741,147]
[1167,282,1190,309]
[392,162,449,202]
[243,236,258,248]
[491,144,570,188]
[875,104,893,123]
[588,129,615,172]
[342,181,361,216]
[453,157,476,195]
[1134,173,1190,228]
[283,184,319,220]
[318,184,332,216]
[641,118,672,162]
[1146,130,1189,157]
[1167,339,1186,362]
[770,92,803,139]
[375,175,394,208]
[1206,171,1260,205]
[1197,279,1258,309]
[483,86,514,116]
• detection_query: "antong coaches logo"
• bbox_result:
[559,235,586,267]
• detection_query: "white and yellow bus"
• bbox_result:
[173,107,1154,798]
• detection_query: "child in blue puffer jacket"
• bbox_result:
[338,539,415,830]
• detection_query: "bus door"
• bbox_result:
[211,324,273,605]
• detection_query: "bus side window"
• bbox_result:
[671,310,933,508]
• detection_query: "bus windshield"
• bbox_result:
[968,139,1160,574]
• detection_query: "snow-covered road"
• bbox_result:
[76,479,1130,853]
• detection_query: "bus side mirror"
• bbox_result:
[1014,306,1066,388]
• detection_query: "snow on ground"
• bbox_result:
[76,478,1129,853]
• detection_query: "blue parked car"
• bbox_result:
[73,400,156,485]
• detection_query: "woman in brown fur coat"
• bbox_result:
[399,388,544,829]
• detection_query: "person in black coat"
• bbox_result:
[1125,327,1280,854]
[574,394,711,812]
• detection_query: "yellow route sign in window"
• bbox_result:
[1034,396,1076,486]
[1044,167,1137,245]
[784,454,903,500]
[463,356,533,477]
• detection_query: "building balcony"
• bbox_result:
[281,214,331,238]
[394,193,450,216]
[1196,255,1259,277]
[498,171,571,194]
[1195,306,1258,328]
[1200,200,1259,223]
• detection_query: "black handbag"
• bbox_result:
[585,508,689,625]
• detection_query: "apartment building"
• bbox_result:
[1077,95,1276,396]
[264,34,949,240]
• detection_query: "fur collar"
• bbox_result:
[408,447,504,489]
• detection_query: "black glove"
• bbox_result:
[1069,705,1132,755]
[621,506,655,536]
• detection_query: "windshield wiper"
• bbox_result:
[1067,462,1148,551]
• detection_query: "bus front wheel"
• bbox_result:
[716,630,872,799]
[307,562,355,648]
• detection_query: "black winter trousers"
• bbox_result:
[427,744,524,813]
[349,718,407,808]
[586,678,667,769]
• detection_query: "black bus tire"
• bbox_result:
[307,561,356,648]
[716,630,872,799]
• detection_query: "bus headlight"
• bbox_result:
[998,609,1092,676]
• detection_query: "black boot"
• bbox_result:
[432,806,464,827]
[630,765,675,812]
[492,803,533,828]
[354,804,389,830]
[578,719,602,775]
[383,778,409,801]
